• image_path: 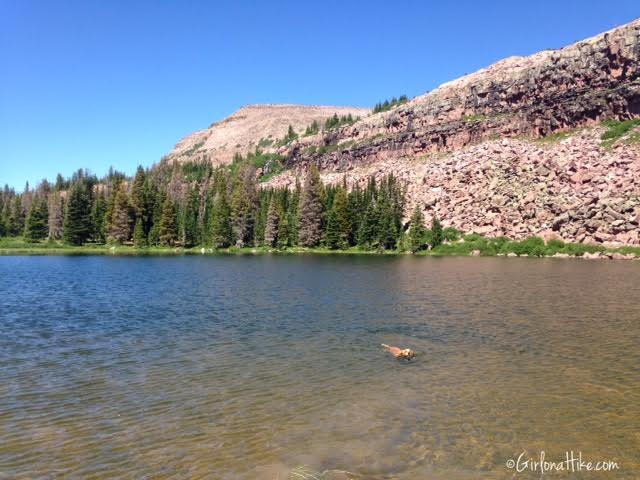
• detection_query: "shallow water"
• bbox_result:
[0,255,638,479]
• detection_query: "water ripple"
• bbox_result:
[0,256,639,479]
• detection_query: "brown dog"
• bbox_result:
[381,343,415,360]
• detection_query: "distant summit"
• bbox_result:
[167,104,370,166]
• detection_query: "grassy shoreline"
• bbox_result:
[1,237,639,259]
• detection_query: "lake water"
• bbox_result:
[0,255,638,479]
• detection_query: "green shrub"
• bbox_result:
[505,236,547,257]
[316,141,354,155]
[601,118,640,147]
[442,226,462,242]
[257,137,273,148]
[463,233,484,242]
[545,239,565,255]
[490,236,510,249]
[560,242,603,256]
[462,114,486,123]
[429,242,474,256]
[614,245,640,256]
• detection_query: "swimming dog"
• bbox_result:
[381,343,415,360]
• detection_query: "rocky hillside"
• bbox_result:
[167,104,370,166]
[266,126,640,246]
[166,19,640,246]
[265,19,640,246]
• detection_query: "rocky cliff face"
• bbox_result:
[286,18,640,169]
[168,104,370,166]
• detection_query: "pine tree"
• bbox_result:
[131,166,146,217]
[202,186,215,246]
[47,191,65,240]
[324,186,350,249]
[408,205,426,252]
[203,171,225,244]
[63,181,92,245]
[142,179,158,239]
[131,165,155,248]
[90,192,107,243]
[0,195,8,237]
[3,197,13,236]
[9,196,25,236]
[277,213,290,249]
[377,197,397,250]
[230,166,256,247]
[298,165,324,247]
[148,190,165,246]
[253,193,269,246]
[388,175,405,237]
[133,218,147,247]
[346,183,361,246]
[333,187,350,246]
[286,178,301,246]
[264,198,279,247]
[372,175,403,250]
[305,120,319,136]
[430,216,443,248]
[54,173,65,191]
[104,180,119,233]
[210,190,232,248]
[107,183,133,244]
[357,201,379,248]
[0,200,5,237]
[285,124,297,143]
[183,186,200,247]
[21,182,32,217]
[23,196,48,241]
[158,195,178,246]
[324,208,340,249]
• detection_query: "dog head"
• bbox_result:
[401,349,415,360]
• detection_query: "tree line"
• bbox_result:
[373,95,409,114]
[0,160,445,251]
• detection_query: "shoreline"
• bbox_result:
[1,243,639,260]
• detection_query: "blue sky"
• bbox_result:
[1,1,638,189]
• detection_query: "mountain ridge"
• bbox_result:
[165,18,640,246]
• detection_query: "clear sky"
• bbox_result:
[1,1,638,189]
